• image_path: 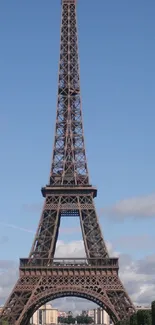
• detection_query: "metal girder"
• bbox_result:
[50,1,89,186]
[29,189,109,260]
[1,263,135,325]
[0,1,136,324]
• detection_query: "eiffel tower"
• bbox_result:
[0,1,136,324]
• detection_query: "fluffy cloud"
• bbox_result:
[118,253,155,305]
[0,240,154,313]
[55,240,118,259]
[99,193,155,220]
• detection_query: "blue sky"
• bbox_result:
[0,0,155,262]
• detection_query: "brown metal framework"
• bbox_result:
[0,0,136,324]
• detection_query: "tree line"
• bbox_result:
[58,314,94,324]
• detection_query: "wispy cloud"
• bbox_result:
[99,193,155,220]
[0,222,80,235]
[0,222,35,234]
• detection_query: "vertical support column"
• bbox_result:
[102,309,104,325]
[97,308,100,324]
[100,308,103,324]
[43,308,46,324]
[94,308,98,324]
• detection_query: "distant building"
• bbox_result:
[86,308,113,325]
[30,304,58,325]
[135,305,151,311]
[58,311,68,318]
[87,309,95,321]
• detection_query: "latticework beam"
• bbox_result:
[0,1,136,324]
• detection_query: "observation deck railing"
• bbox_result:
[20,257,119,269]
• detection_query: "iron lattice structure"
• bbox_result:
[0,0,136,324]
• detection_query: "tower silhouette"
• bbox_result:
[0,1,135,324]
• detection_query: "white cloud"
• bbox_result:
[118,253,155,304]
[0,222,35,234]
[0,240,154,313]
[55,240,86,258]
[55,240,118,259]
[54,241,155,310]
[99,193,155,219]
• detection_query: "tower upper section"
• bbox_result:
[49,0,89,186]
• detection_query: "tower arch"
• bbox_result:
[20,286,119,325]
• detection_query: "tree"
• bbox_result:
[121,319,130,325]
[68,311,73,317]
[152,301,155,325]
[58,314,93,325]
[68,315,75,324]
[137,310,151,325]
[116,319,129,325]
[130,313,137,325]
[76,315,93,324]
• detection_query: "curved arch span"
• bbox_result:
[20,286,119,325]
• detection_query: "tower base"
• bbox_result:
[1,258,135,325]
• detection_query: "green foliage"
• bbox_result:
[58,316,75,324]
[76,315,93,324]
[152,301,155,325]
[130,313,137,325]
[115,319,130,325]
[121,319,130,325]
[58,315,93,324]
[137,309,151,325]
[68,315,75,324]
